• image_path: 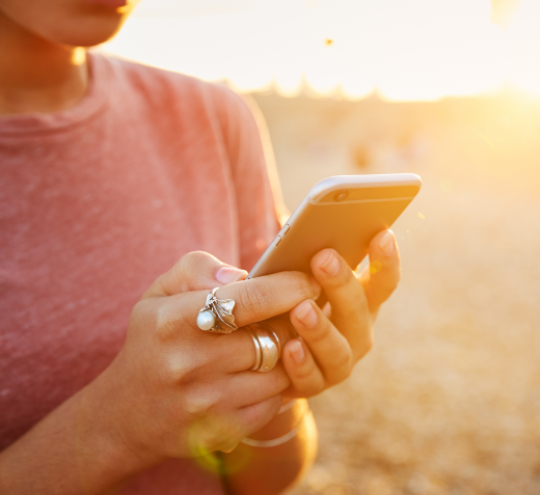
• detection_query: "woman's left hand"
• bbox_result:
[276,229,401,398]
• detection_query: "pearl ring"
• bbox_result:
[196,287,238,333]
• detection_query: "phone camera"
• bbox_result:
[334,190,349,202]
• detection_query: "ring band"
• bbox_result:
[248,328,262,371]
[247,324,281,373]
[196,287,238,334]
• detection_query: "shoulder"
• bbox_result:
[99,54,252,126]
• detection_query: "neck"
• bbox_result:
[0,12,88,116]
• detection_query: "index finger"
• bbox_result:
[159,271,321,334]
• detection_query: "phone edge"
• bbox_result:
[247,173,422,279]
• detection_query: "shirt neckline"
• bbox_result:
[0,53,109,137]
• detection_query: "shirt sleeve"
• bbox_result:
[210,85,286,271]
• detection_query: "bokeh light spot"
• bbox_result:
[370,260,382,274]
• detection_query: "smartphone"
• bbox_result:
[248,173,422,279]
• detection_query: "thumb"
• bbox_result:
[142,251,247,299]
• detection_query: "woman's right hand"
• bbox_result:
[82,251,320,471]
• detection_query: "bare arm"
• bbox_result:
[0,380,147,494]
[0,396,316,495]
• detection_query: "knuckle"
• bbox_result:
[174,251,216,291]
[155,304,176,341]
[305,324,330,345]
[354,334,374,361]
[341,304,367,326]
[173,252,200,288]
[181,250,209,266]
[185,387,220,417]
[304,377,325,397]
[289,361,325,396]
[161,352,200,386]
[130,299,148,324]
[293,362,315,382]
[155,302,183,342]
[189,251,218,271]
[171,256,191,291]
[325,350,353,383]
[292,273,315,299]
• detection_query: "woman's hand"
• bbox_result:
[278,229,401,397]
[0,251,322,495]
[82,251,321,471]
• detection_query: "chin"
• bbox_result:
[0,0,131,48]
[51,15,127,47]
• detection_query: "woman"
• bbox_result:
[0,1,401,494]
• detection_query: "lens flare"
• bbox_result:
[370,261,382,274]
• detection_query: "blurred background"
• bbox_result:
[103,1,540,493]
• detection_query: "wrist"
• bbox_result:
[220,399,318,495]
[246,399,308,442]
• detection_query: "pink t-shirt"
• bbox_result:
[0,54,279,493]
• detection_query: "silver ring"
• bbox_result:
[247,324,281,373]
[196,287,238,334]
[247,328,262,371]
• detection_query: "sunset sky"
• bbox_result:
[102,0,540,101]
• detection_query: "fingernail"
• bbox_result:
[379,230,395,257]
[215,266,247,285]
[289,340,305,364]
[296,301,318,328]
[319,250,340,275]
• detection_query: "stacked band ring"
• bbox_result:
[196,288,281,372]
[247,324,281,373]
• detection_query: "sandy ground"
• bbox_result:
[252,93,540,495]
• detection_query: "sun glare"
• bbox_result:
[100,0,540,101]
[505,0,540,96]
